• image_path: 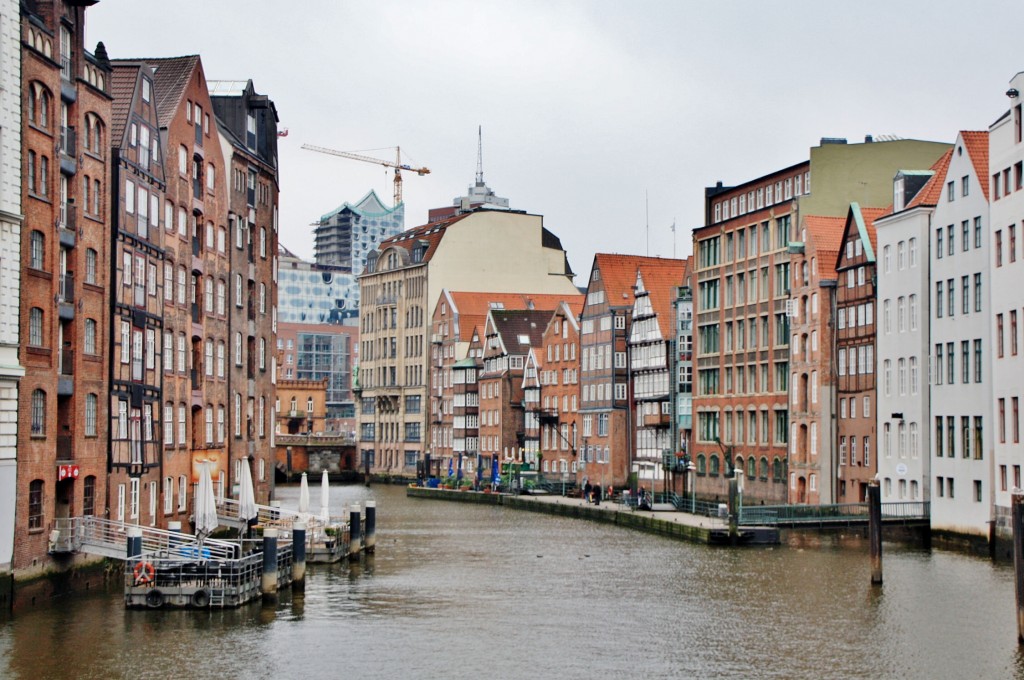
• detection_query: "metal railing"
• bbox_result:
[737,501,929,526]
[56,516,237,561]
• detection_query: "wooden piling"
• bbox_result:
[727,477,738,545]
[1012,491,1024,643]
[868,482,882,585]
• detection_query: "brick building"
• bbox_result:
[276,321,358,434]
[15,0,112,575]
[787,215,844,503]
[430,290,582,480]
[140,55,231,514]
[107,60,166,527]
[0,0,23,578]
[210,78,279,505]
[834,204,887,503]
[528,301,582,483]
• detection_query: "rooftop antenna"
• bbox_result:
[476,125,484,187]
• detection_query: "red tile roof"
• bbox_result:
[960,130,990,201]
[446,290,584,341]
[906,149,953,209]
[377,212,471,265]
[638,259,690,338]
[858,207,890,254]
[592,254,689,310]
[803,215,846,279]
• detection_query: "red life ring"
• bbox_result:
[133,561,155,585]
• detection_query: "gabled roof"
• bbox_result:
[803,215,846,279]
[838,203,888,268]
[140,55,201,128]
[906,149,953,209]
[960,130,990,201]
[443,290,584,342]
[590,254,689,310]
[109,63,140,146]
[486,309,551,357]
[633,258,689,339]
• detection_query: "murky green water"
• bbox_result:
[1,484,1022,679]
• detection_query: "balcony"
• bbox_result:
[58,272,75,320]
[57,349,74,395]
[59,126,77,175]
[642,412,671,427]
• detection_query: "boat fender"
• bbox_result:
[145,589,164,608]
[192,588,211,608]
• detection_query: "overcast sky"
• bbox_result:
[89,0,1022,282]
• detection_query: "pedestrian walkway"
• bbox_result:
[521,492,729,531]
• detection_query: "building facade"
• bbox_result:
[928,132,991,539]
[874,156,948,507]
[211,78,279,506]
[315,189,403,277]
[834,204,886,503]
[15,0,112,574]
[108,60,166,528]
[992,78,1024,545]
[0,0,23,578]
[356,209,578,478]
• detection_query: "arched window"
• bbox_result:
[697,454,706,475]
[759,456,769,480]
[772,457,783,482]
[734,456,743,478]
[709,454,720,476]
[747,456,756,479]
[30,389,46,435]
[28,480,44,529]
[29,230,44,270]
[29,308,44,346]
[83,476,96,516]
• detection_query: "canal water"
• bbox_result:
[2,483,1023,679]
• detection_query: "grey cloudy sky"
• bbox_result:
[89,0,1022,282]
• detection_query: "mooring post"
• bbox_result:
[126,525,142,561]
[349,503,362,562]
[364,500,376,555]
[868,482,882,585]
[728,476,738,545]
[1012,491,1024,643]
[291,520,306,591]
[261,527,279,602]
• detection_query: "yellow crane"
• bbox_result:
[301,143,430,207]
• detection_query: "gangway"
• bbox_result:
[50,516,238,561]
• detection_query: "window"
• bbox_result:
[30,389,45,436]
[29,308,43,347]
[28,480,43,530]
[29,230,44,270]
[85,248,97,284]
[85,318,97,355]
[85,393,97,436]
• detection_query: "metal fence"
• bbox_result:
[738,501,929,526]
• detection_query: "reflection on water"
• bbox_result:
[2,484,1024,679]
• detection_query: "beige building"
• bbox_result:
[356,209,579,476]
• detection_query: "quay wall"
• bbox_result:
[405,487,714,545]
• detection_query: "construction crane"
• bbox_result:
[301,144,430,207]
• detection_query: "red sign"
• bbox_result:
[57,464,80,481]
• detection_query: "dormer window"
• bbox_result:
[893,176,905,212]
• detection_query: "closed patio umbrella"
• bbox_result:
[298,472,310,514]
[320,470,330,523]
[194,461,220,540]
[238,458,257,524]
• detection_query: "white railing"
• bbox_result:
[67,516,236,561]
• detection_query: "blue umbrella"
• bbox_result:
[447,458,454,478]
[492,457,499,484]
[456,456,463,481]
[476,455,483,483]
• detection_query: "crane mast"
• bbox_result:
[301,143,430,206]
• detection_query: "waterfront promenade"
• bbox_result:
[406,487,747,544]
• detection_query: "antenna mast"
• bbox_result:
[476,125,484,187]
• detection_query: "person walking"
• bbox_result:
[583,480,592,504]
